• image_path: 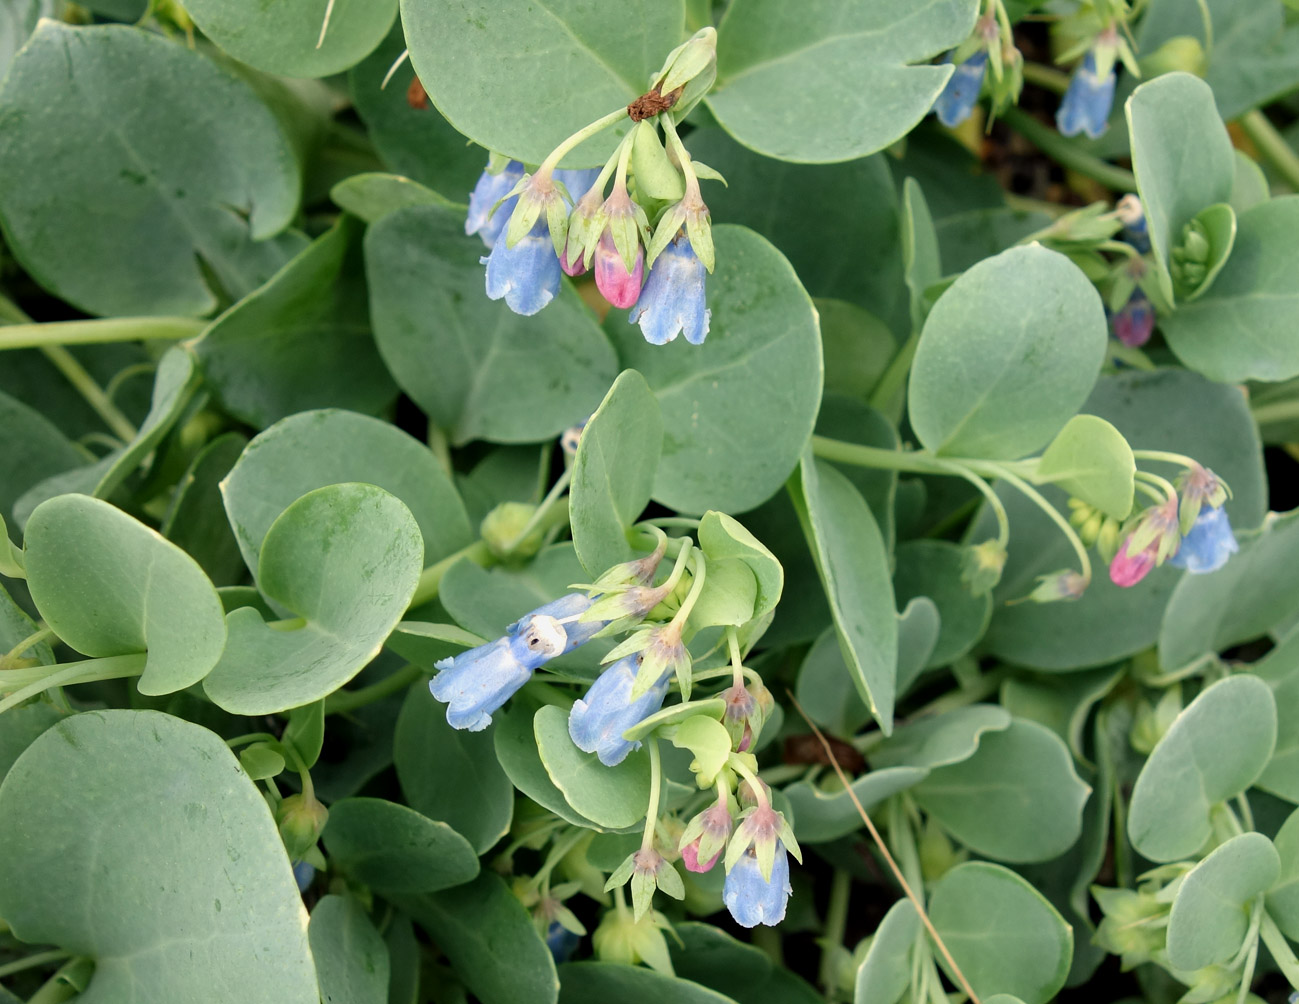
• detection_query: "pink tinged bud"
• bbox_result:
[1109,536,1158,587]
[594,230,644,309]
[681,841,721,873]
[560,244,587,276]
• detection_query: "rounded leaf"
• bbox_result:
[1128,674,1277,862]
[909,244,1107,460]
[322,797,480,894]
[0,710,317,1004]
[24,494,226,696]
[929,862,1072,1004]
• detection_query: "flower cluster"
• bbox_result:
[1089,461,1237,588]
[930,5,1022,128]
[428,509,800,936]
[465,28,721,346]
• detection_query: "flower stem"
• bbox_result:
[670,549,707,628]
[540,107,629,174]
[1134,469,1177,502]
[0,654,146,713]
[0,950,72,979]
[817,869,852,991]
[641,739,663,852]
[0,316,204,351]
[1,626,56,667]
[1238,109,1299,192]
[1131,449,1198,469]
[931,459,1010,546]
[726,626,745,689]
[726,755,770,810]
[990,463,1093,583]
[408,539,494,610]
[1000,106,1137,192]
[504,466,573,555]
[326,663,423,716]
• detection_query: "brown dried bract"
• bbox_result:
[407,77,429,110]
[782,733,866,774]
[627,85,683,122]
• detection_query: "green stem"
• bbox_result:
[505,466,572,555]
[326,663,423,715]
[40,346,138,442]
[869,332,919,410]
[1000,106,1137,192]
[225,732,278,749]
[0,949,72,979]
[990,463,1093,584]
[533,827,588,892]
[670,549,707,628]
[818,869,852,991]
[1238,110,1299,192]
[1021,60,1071,94]
[726,626,744,689]
[540,107,629,174]
[1261,912,1299,989]
[408,540,493,610]
[1134,469,1178,502]
[1,626,55,666]
[1249,398,1299,427]
[932,459,1010,546]
[1131,449,1199,468]
[426,424,452,477]
[811,435,1035,482]
[0,316,204,351]
[641,516,701,530]
[0,654,146,714]
[726,754,770,809]
[641,738,663,852]
[24,959,86,1004]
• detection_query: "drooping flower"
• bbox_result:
[466,159,526,249]
[1115,193,1150,253]
[483,219,563,316]
[1109,496,1181,588]
[629,232,710,345]
[431,593,605,731]
[591,182,646,309]
[544,921,580,964]
[723,843,793,928]
[720,680,772,753]
[568,654,671,766]
[1057,50,1117,140]
[1167,505,1238,574]
[933,50,989,127]
[1110,287,1154,347]
[1176,462,1230,531]
[679,803,733,873]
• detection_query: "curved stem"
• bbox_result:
[670,549,707,628]
[1238,110,1299,193]
[990,464,1092,584]
[540,107,629,174]
[532,826,588,892]
[40,346,138,442]
[1,626,55,666]
[1131,449,1199,469]
[931,459,1010,546]
[0,950,72,979]
[726,755,770,810]
[1134,469,1177,502]
[641,739,663,852]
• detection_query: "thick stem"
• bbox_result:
[818,869,852,991]
[408,540,494,610]
[0,950,72,979]
[540,107,629,174]
[326,663,423,716]
[1238,110,1299,192]
[0,654,146,714]
[641,739,663,852]
[726,626,745,690]
[1000,106,1137,192]
[0,316,204,351]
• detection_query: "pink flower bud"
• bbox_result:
[594,230,644,309]
[1109,541,1158,587]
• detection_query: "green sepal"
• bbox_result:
[646,205,686,268]
[546,193,570,257]
[504,181,543,248]
[609,210,642,274]
[604,850,638,892]
[686,211,714,273]
[630,867,655,920]
[603,627,653,664]
[778,816,802,864]
[553,903,587,937]
[754,830,776,882]
[689,160,727,186]
[656,861,684,900]
[632,121,685,202]
[655,26,717,96]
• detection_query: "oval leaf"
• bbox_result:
[929,862,1072,1004]
[203,483,423,714]
[24,494,226,696]
[909,244,1106,460]
[1034,414,1135,522]
[322,797,480,894]
[0,22,299,316]
[0,710,317,1004]
[309,895,390,1004]
[570,369,663,578]
[1128,674,1277,862]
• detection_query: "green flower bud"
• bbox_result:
[592,907,675,975]
[480,501,543,560]
[275,793,328,863]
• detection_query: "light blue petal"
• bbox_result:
[933,52,988,128]
[631,238,709,346]
[484,221,562,316]
[568,655,670,766]
[723,845,792,928]
[430,636,531,731]
[467,160,525,249]
[1168,506,1238,574]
